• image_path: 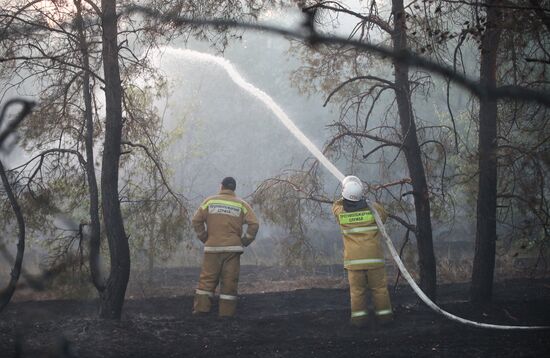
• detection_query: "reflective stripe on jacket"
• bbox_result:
[192,189,259,252]
[332,199,388,270]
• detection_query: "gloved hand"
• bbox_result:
[198,231,208,243]
[241,235,254,247]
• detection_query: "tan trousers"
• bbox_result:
[347,267,392,326]
[193,252,241,317]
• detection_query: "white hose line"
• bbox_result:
[368,202,550,330]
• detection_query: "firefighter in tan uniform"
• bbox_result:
[192,177,259,317]
[332,176,393,327]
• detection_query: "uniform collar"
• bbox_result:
[219,189,236,196]
[343,198,369,212]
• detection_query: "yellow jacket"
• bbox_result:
[192,189,259,253]
[332,199,388,270]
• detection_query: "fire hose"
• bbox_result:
[367,201,549,330]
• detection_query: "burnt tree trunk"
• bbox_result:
[471,0,502,303]
[99,0,130,319]
[74,0,104,292]
[391,0,437,300]
[0,159,25,312]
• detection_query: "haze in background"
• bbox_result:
[152,8,345,266]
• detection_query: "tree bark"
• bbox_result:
[391,0,437,300]
[471,0,502,303]
[99,0,130,319]
[0,159,25,312]
[74,0,104,292]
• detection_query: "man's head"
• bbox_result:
[221,176,237,191]
[342,175,363,201]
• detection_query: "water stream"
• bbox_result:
[160,47,345,183]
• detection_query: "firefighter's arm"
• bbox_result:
[241,202,259,247]
[332,200,343,220]
[373,202,388,223]
[191,203,208,243]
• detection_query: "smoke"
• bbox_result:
[156,46,345,183]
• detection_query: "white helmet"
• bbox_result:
[342,176,363,201]
[342,175,361,187]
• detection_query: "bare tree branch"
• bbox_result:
[323,75,395,107]
[252,176,333,204]
[82,0,101,16]
[370,178,413,191]
[0,0,45,40]
[9,148,86,172]
[443,0,550,11]
[121,141,186,212]
[0,54,106,84]
[127,5,550,108]
[325,129,403,149]
[529,0,550,32]
[389,214,417,232]
[524,57,550,65]
[303,2,393,34]
[363,143,396,159]
[0,99,36,148]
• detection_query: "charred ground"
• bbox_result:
[0,268,549,357]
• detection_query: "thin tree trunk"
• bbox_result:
[471,0,502,303]
[74,0,104,292]
[99,0,130,319]
[391,0,437,300]
[147,172,159,285]
[529,0,550,33]
[147,235,155,286]
[0,159,25,312]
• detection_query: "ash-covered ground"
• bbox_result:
[1,267,549,357]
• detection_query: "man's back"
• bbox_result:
[191,177,260,317]
[192,188,259,252]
